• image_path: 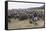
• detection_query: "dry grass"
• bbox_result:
[8,18,44,29]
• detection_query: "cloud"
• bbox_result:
[8,2,44,9]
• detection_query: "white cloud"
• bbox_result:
[8,2,44,9]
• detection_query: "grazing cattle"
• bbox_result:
[19,14,28,20]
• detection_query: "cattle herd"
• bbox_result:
[8,8,45,24]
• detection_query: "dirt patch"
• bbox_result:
[8,18,44,29]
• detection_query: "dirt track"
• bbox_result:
[8,18,44,29]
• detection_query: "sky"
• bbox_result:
[8,2,44,10]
